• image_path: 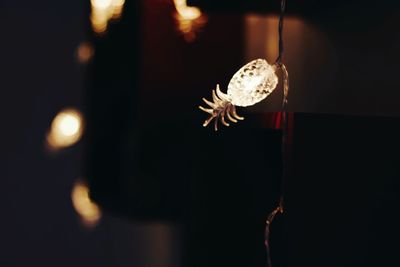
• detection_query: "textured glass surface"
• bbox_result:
[228,59,278,107]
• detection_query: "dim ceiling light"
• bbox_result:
[46,108,83,150]
[71,180,102,228]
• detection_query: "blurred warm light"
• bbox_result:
[174,0,201,20]
[76,42,94,64]
[46,108,83,150]
[173,0,207,42]
[111,0,125,18]
[91,0,113,9]
[91,0,126,34]
[71,180,102,228]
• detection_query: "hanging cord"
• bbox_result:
[274,0,289,110]
[265,0,289,266]
[275,0,286,64]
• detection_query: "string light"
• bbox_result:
[174,0,201,20]
[71,180,102,228]
[46,108,84,150]
[199,59,280,131]
[90,0,126,34]
[173,0,207,42]
[199,1,289,266]
[76,42,94,64]
[199,1,289,131]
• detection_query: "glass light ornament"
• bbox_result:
[199,58,288,131]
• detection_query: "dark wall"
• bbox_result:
[289,113,400,267]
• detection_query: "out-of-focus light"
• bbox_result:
[173,0,207,42]
[76,42,94,64]
[71,180,102,228]
[174,0,201,20]
[112,0,125,7]
[111,0,125,18]
[91,0,113,10]
[91,0,126,34]
[46,108,83,150]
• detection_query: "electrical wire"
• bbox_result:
[275,0,286,64]
[265,0,289,266]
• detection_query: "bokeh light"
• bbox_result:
[76,42,95,64]
[71,180,102,228]
[173,0,207,42]
[91,0,126,34]
[46,108,84,150]
[91,0,113,9]
[174,0,201,20]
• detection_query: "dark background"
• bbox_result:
[1,0,400,266]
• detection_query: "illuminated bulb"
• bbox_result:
[46,108,83,149]
[71,180,102,228]
[59,115,79,136]
[199,59,281,131]
[228,59,278,106]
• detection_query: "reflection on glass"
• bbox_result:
[76,42,94,64]
[46,108,83,150]
[91,0,126,34]
[71,180,102,228]
[173,0,207,42]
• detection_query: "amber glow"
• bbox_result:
[77,42,94,64]
[46,108,83,150]
[71,180,102,228]
[91,0,126,34]
[174,0,201,20]
[173,0,207,42]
